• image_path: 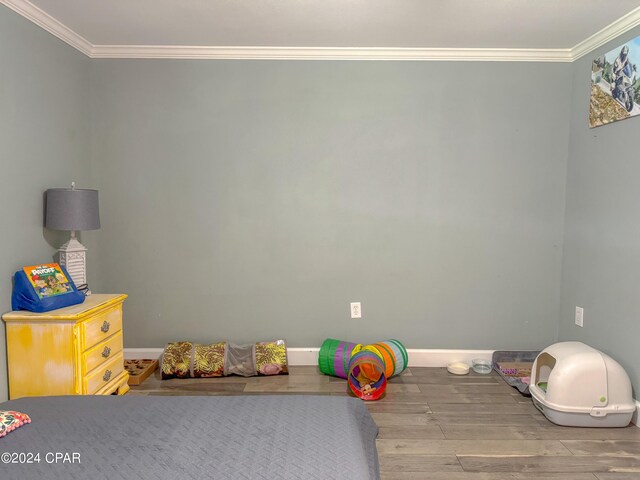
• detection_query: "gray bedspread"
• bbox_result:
[0,395,379,480]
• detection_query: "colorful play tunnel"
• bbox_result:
[318,338,408,401]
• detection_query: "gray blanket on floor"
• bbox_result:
[0,395,379,480]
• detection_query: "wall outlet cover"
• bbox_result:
[575,306,584,327]
[350,302,362,319]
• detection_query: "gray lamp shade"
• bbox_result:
[45,188,101,231]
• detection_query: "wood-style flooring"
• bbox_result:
[129,366,640,479]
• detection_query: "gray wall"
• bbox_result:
[0,6,91,401]
[89,60,572,350]
[19,3,640,405]
[559,26,640,395]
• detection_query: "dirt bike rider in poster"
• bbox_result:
[611,45,636,111]
[612,46,630,83]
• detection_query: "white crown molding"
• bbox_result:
[2,0,640,61]
[90,45,573,62]
[572,6,640,61]
[1,0,92,56]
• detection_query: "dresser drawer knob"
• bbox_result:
[100,321,110,333]
[103,370,112,382]
[101,346,111,358]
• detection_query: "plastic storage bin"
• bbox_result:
[530,342,635,427]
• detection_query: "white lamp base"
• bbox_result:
[58,231,88,289]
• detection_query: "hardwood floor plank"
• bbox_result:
[377,426,445,440]
[169,376,253,384]
[243,381,420,393]
[124,390,148,396]
[512,394,536,404]
[416,384,515,394]
[209,376,331,387]
[366,391,518,404]
[429,402,538,414]
[376,439,571,456]
[371,413,433,426]
[242,382,344,393]
[379,454,463,472]
[143,382,246,392]
[390,376,501,385]
[595,474,640,479]
[358,393,432,403]
[562,440,640,457]
[381,473,598,480]
[287,366,323,375]
[366,402,431,414]
[382,384,422,393]
[328,376,348,383]
[442,425,640,441]
[433,413,548,427]
[458,455,640,473]
[419,393,519,404]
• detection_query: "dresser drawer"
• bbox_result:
[82,332,123,376]
[84,352,125,394]
[80,306,122,351]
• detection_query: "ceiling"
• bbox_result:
[4,0,640,60]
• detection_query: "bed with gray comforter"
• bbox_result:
[0,395,379,480]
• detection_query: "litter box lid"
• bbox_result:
[530,342,635,415]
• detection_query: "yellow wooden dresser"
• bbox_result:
[2,294,129,400]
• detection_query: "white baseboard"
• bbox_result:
[123,347,494,367]
[124,348,164,360]
[406,349,494,367]
[285,348,320,365]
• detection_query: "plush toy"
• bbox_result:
[361,383,377,396]
[356,371,379,397]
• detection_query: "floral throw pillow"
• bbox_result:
[0,411,31,438]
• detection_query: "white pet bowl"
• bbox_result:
[447,362,470,375]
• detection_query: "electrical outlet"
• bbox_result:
[350,302,362,319]
[575,306,584,327]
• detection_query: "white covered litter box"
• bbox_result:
[530,342,635,427]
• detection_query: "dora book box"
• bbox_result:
[12,263,85,313]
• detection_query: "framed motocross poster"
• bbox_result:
[590,36,640,128]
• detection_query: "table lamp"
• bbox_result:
[45,182,100,291]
